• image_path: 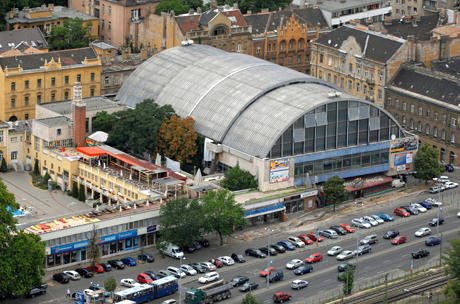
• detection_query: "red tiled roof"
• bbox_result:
[176,14,200,35]
[222,10,247,27]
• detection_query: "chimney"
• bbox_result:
[121,48,128,60]
[72,82,86,147]
[212,1,217,8]
[197,7,202,14]
[299,0,305,8]
[48,3,54,10]
[140,48,148,60]
[233,2,238,9]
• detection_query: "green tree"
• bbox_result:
[104,276,117,296]
[184,0,203,10]
[42,172,51,187]
[154,0,189,15]
[202,190,246,245]
[48,17,91,51]
[33,159,40,176]
[183,134,205,175]
[443,231,460,302]
[242,292,263,304]
[414,143,444,183]
[92,111,116,133]
[221,164,257,191]
[78,183,85,202]
[0,178,45,297]
[339,266,354,295]
[323,176,348,212]
[0,158,7,172]
[72,181,79,198]
[159,198,204,248]
[87,225,100,269]
[216,0,289,13]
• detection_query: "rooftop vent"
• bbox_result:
[328,91,342,98]
[181,40,194,46]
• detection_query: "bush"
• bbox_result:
[72,182,79,198]
[0,158,7,172]
[33,159,40,176]
[78,183,86,202]
[221,164,257,191]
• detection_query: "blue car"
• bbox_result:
[120,257,137,266]
[294,265,313,275]
[419,201,432,210]
[277,241,296,251]
[377,212,394,222]
[425,237,441,246]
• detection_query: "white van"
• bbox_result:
[162,243,184,259]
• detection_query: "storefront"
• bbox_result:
[345,176,393,198]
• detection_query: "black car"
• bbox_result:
[259,246,278,256]
[329,226,347,235]
[429,217,445,226]
[337,263,356,272]
[355,244,371,256]
[144,271,161,281]
[231,276,249,287]
[108,260,125,269]
[231,253,246,263]
[445,164,454,172]
[270,244,286,253]
[75,268,94,278]
[383,230,400,239]
[193,241,202,251]
[268,270,284,282]
[53,273,70,284]
[199,239,210,247]
[100,262,112,271]
[293,265,313,275]
[184,244,196,253]
[189,262,207,273]
[26,283,47,298]
[245,248,266,258]
[138,254,155,263]
[412,249,430,259]
[239,282,259,292]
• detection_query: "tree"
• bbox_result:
[33,159,40,176]
[242,293,263,304]
[443,231,460,302]
[183,134,205,174]
[323,176,348,212]
[184,0,203,10]
[216,0,289,14]
[104,276,117,296]
[0,158,7,172]
[414,144,444,183]
[92,111,117,133]
[48,17,92,51]
[157,115,198,166]
[202,190,246,245]
[221,164,257,191]
[339,266,354,295]
[87,225,100,269]
[72,181,79,198]
[0,178,45,297]
[154,0,189,15]
[78,183,86,202]
[159,198,204,249]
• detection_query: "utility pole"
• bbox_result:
[179,256,184,304]
[265,227,273,289]
[439,232,443,266]
[384,273,388,303]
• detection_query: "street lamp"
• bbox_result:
[178,255,186,304]
[265,228,274,289]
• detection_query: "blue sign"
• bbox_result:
[74,292,85,304]
[147,225,157,233]
[245,204,285,217]
[51,240,89,255]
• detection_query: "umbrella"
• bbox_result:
[194,168,203,184]
[155,153,161,166]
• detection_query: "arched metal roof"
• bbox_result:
[116,44,396,158]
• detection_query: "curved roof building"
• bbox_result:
[117,44,416,192]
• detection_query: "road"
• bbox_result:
[5,184,459,304]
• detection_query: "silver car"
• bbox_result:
[351,218,371,229]
[363,216,379,226]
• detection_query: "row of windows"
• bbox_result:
[398,116,456,143]
[0,150,18,161]
[80,168,140,200]
[10,74,95,91]
[10,88,95,108]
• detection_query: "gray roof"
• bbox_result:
[116,44,372,157]
[6,5,96,24]
[35,116,71,128]
[91,41,117,50]
[431,56,460,78]
[0,28,47,54]
[39,97,125,115]
[306,0,383,12]
[382,15,439,41]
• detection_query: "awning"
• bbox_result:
[244,203,285,218]
[76,146,107,157]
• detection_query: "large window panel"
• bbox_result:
[348,121,358,146]
[359,119,369,144]
[316,126,326,151]
[305,127,315,152]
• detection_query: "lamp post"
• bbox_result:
[178,255,185,304]
[265,228,274,289]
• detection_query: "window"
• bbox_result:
[426,109,430,117]
[318,70,322,79]
[65,75,69,84]
[108,21,111,30]
[104,76,110,86]
[357,66,361,75]
[402,102,407,111]
[102,3,105,14]
[319,54,324,63]
[102,20,105,30]
[340,77,344,88]
[451,118,456,126]
[349,62,353,72]
[442,129,446,140]
[289,40,293,50]
[418,107,422,116]
[0,131,3,143]
[108,5,111,16]
[379,72,383,82]
[443,114,447,124]
[37,94,41,104]
[37,79,42,88]
[25,80,29,89]
[77,74,81,82]
[328,57,332,66]
[451,132,455,144]
[298,40,303,49]
[114,76,119,85]
[237,44,241,52]
[417,121,422,131]
[410,119,414,129]
[64,91,69,100]
[11,98,15,108]
[24,96,29,106]
[256,47,261,55]
[57,129,61,136]
[425,124,430,135]
[378,89,382,100]
[356,82,360,92]
[50,77,55,86]
[434,126,438,137]
[327,73,331,82]
[434,112,439,120]
[90,88,95,97]
[11,151,17,160]
[348,80,352,90]
[402,116,406,125]
[334,75,338,85]
[25,114,29,120]
[410,104,415,113]
[297,55,301,64]
[11,82,15,91]
[51,93,55,102]
[11,137,17,143]
[91,73,95,81]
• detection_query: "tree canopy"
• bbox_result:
[154,0,189,15]
[48,17,92,51]
[216,0,290,13]
[221,164,257,191]
[443,231,460,301]
[242,293,263,304]
[339,266,355,295]
[0,178,45,297]
[414,144,444,183]
[323,176,348,212]
[92,111,116,133]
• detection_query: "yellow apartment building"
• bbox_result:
[0,47,101,121]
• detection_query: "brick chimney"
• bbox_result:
[72,82,86,147]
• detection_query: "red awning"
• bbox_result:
[345,176,393,191]
[76,146,107,157]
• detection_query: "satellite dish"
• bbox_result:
[391,134,396,140]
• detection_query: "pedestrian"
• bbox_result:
[67,288,70,298]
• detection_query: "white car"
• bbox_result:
[286,259,304,269]
[415,227,431,237]
[63,270,81,280]
[363,216,379,226]
[444,182,458,189]
[83,289,99,299]
[425,198,443,207]
[410,203,427,213]
[120,278,140,288]
[167,266,186,278]
[327,246,342,256]
[336,250,355,261]
[218,256,235,266]
[199,262,216,271]
[198,271,219,284]
[370,215,384,224]
[161,300,177,304]
[287,236,305,248]
[457,211,460,218]
[351,218,371,229]
[180,264,197,276]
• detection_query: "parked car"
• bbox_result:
[138,254,154,263]
[199,239,210,247]
[370,215,384,224]
[337,263,356,272]
[183,244,196,253]
[239,282,259,292]
[401,206,419,215]
[362,216,379,226]
[270,244,287,253]
[53,273,70,284]
[297,234,314,245]
[192,241,202,251]
[327,246,343,256]
[277,240,296,251]
[88,283,110,298]
[199,262,216,271]
[351,218,371,228]
[430,217,445,226]
[63,270,81,280]
[425,237,441,246]
[189,263,207,273]
[87,264,104,273]
[425,198,442,207]
[158,270,175,278]
[120,278,140,288]
[419,201,433,209]
[377,212,394,222]
[287,236,305,247]
[293,265,313,275]
[360,234,378,245]
[305,232,323,242]
[245,248,266,258]
[391,235,407,245]
[291,280,308,290]
[231,276,249,287]
[218,256,235,266]
[410,203,427,213]
[429,186,443,193]
[305,253,323,263]
[209,258,224,268]
[268,270,284,283]
[198,271,220,284]
[99,262,112,272]
[108,260,125,270]
[259,247,278,256]
[231,253,246,263]
[286,259,303,270]
[144,271,161,281]
[273,292,291,303]
[415,227,431,237]
[167,267,186,278]
[329,226,347,235]
[445,164,454,172]
[180,265,197,276]
[26,284,47,298]
[339,224,355,233]
[75,268,93,278]
[260,267,278,277]
[336,250,354,261]
[412,249,430,259]
[137,273,154,284]
[394,208,410,217]
[354,244,372,256]
[319,229,338,239]
[383,230,400,239]
[120,257,137,267]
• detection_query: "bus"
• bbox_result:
[113,276,178,303]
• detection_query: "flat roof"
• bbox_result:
[306,0,383,12]
[39,96,125,115]
[34,116,71,127]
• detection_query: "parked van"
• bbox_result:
[392,179,406,188]
[161,243,184,259]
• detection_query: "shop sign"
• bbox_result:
[147,225,157,233]
[245,204,285,217]
[395,152,413,165]
[300,190,318,198]
[51,240,89,255]
[396,165,407,172]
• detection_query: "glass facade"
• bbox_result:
[269,101,402,158]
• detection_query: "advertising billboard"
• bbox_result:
[269,158,290,183]
[270,158,289,170]
[395,152,413,166]
[269,170,290,183]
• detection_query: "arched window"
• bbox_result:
[298,39,304,49]
[425,124,430,135]
[280,41,286,51]
[441,148,446,161]
[450,151,456,164]
[451,132,455,144]
[402,116,406,126]
[417,121,422,131]
[433,126,438,137]
[442,129,446,140]
[409,119,414,129]
[289,39,294,49]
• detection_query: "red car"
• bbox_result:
[298,234,314,245]
[137,273,153,284]
[259,267,278,277]
[391,235,407,245]
[273,292,291,303]
[340,224,355,233]
[306,232,323,242]
[305,252,323,263]
[394,208,410,217]
[209,258,223,268]
[87,264,104,273]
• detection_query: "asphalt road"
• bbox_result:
[3,187,460,304]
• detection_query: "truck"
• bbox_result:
[185,279,231,304]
